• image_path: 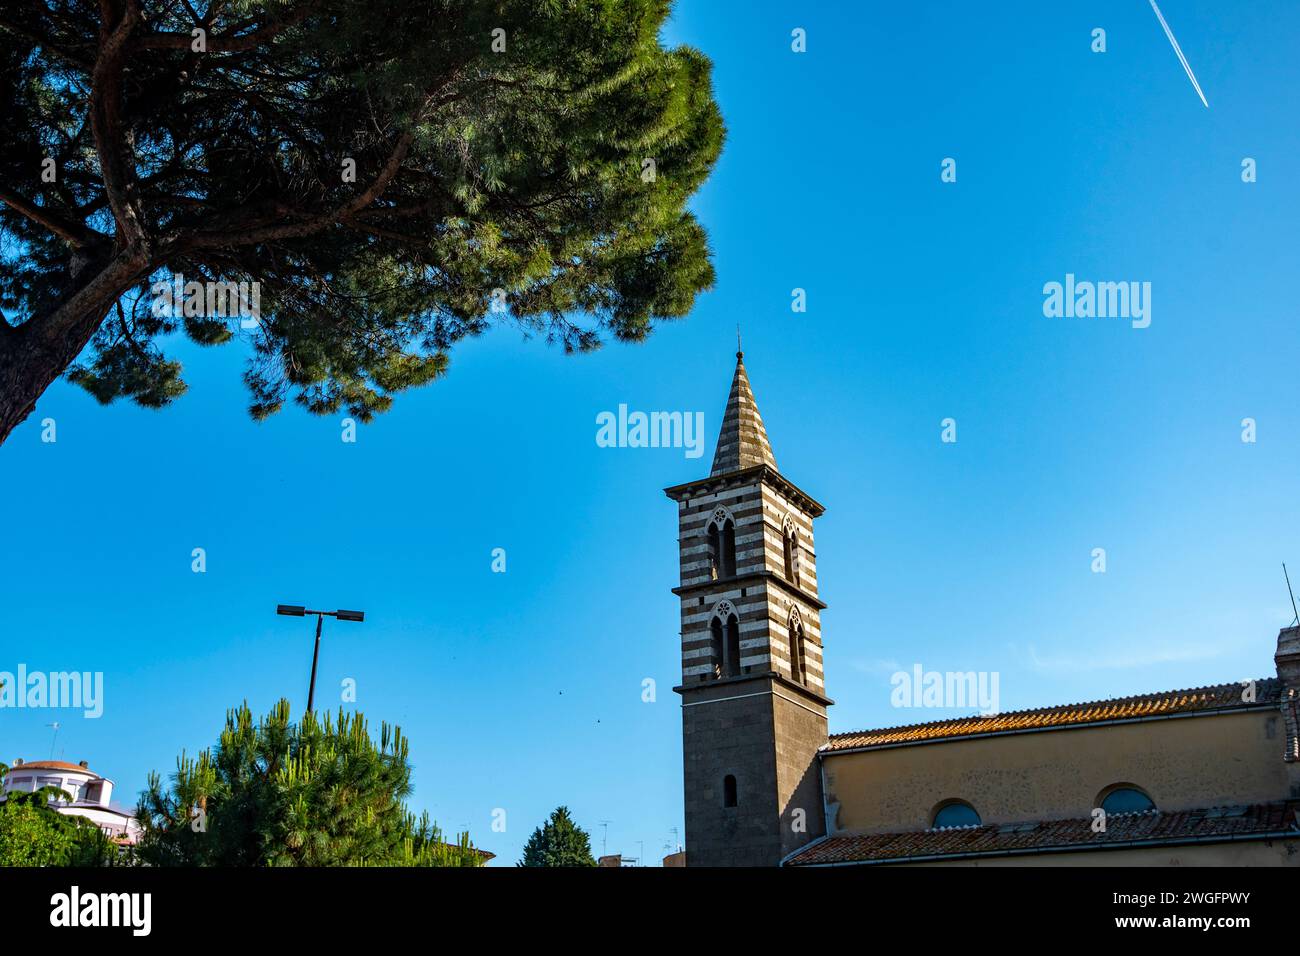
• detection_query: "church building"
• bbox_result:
[667,351,1300,867]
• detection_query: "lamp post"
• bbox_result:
[276,605,365,713]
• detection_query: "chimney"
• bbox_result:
[1275,625,1300,685]
[1276,625,1300,768]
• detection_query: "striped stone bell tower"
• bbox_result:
[665,350,832,866]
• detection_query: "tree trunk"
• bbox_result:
[0,251,149,446]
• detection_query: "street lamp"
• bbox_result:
[276,604,365,713]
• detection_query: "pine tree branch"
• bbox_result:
[180,130,416,249]
[90,0,148,249]
[0,187,101,247]
[0,16,96,73]
[132,0,318,52]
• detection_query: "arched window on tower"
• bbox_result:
[782,515,800,587]
[708,601,741,680]
[707,523,721,581]
[723,774,738,808]
[707,508,737,580]
[788,609,806,685]
[708,617,724,680]
[725,614,742,676]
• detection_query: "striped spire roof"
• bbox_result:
[710,351,778,476]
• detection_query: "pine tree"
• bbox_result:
[519,805,597,867]
[135,700,486,866]
[0,0,724,444]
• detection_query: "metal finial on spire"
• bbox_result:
[736,325,742,357]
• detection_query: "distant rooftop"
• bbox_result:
[785,799,1300,866]
[7,759,104,777]
[824,678,1281,753]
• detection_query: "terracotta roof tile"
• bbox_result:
[824,678,1280,752]
[5,760,101,776]
[785,800,1300,866]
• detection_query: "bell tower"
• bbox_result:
[666,350,832,866]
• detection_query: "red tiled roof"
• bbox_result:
[824,679,1280,752]
[436,843,495,863]
[5,760,101,776]
[785,800,1300,866]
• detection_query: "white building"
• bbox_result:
[2,758,142,845]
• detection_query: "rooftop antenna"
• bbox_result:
[45,722,60,759]
[598,820,611,858]
[1285,563,1299,626]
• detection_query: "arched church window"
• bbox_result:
[707,524,721,581]
[725,614,741,676]
[708,601,741,679]
[723,774,738,808]
[706,508,737,579]
[708,617,724,680]
[782,515,799,586]
[931,800,981,829]
[721,520,736,576]
[1099,785,1156,815]
[788,609,806,685]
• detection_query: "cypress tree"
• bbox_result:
[519,805,597,866]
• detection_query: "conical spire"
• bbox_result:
[710,350,778,476]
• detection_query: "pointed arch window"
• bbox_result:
[725,615,741,676]
[788,608,806,685]
[706,508,737,579]
[782,515,800,588]
[707,524,721,581]
[709,601,742,678]
[708,617,724,680]
[721,521,737,577]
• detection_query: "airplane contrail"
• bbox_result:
[1149,0,1209,108]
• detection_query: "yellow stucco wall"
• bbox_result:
[823,710,1290,834]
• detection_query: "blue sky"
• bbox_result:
[4,0,1299,864]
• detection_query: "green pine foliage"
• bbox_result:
[518,805,597,866]
[135,700,486,866]
[0,0,724,435]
